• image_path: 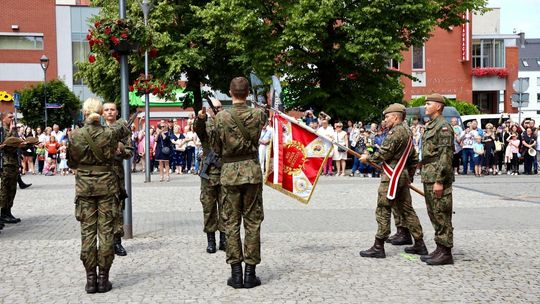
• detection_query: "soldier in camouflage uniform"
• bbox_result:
[194,99,226,254]
[103,102,133,256]
[67,97,129,293]
[359,103,427,258]
[420,93,455,266]
[0,112,23,227]
[212,77,267,289]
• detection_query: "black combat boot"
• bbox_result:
[404,238,429,255]
[391,227,413,245]
[227,263,243,288]
[218,231,227,251]
[206,232,217,253]
[114,237,127,256]
[0,217,4,229]
[97,267,113,293]
[359,238,386,258]
[426,245,454,266]
[85,266,97,294]
[385,229,401,243]
[420,244,441,262]
[244,264,261,289]
[0,208,20,224]
[17,175,32,189]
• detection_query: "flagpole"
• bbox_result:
[267,107,425,197]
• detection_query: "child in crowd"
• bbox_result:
[43,157,56,176]
[58,141,69,175]
[473,135,485,177]
[36,143,46,175]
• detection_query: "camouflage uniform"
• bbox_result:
[193,116,224,234]
[367,122,423,241]
[68,119,129,271]
[109,121,133,240]
[213,104,266,266]
[421,114,455,248]
[0,124,19,214]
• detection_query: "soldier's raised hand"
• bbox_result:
[198,107,207,120]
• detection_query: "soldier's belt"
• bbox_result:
[77,164,113,172]
[222,153,258,163]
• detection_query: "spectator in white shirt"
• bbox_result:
[258,120,273,175]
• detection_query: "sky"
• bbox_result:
[488,0,540,38]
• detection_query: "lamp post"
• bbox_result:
[40,55,49,128]
[139,0,153,183]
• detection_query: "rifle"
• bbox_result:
[0,126,4,172]
[199,150,221,180]
[202,91,220,116]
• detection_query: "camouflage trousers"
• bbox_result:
[114,200,124,238]
[75,195,117,269]
[200,178,225,233]
[0,166,18,209]
[424,183,454,248]
[222,183,264,265]
[375,181,424,240]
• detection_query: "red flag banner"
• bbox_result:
[265,112,333,204]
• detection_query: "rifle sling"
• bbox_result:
[80,128,108,164]
[229,109,254,148]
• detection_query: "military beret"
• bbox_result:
[383,103,406,115]
[425,93,447,105]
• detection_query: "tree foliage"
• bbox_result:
[407,96,481,115]
[197,0,488,121]
[77,0,244,114]
[17,80,81,129]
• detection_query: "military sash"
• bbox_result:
[382,136,413,200]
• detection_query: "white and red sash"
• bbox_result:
[381,136,413,200]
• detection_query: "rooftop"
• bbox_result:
[519,39,540,71]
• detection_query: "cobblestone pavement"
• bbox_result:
[1,173,539,303]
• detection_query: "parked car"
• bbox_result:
[406,106,463,129]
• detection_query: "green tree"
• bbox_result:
[77,0,244,114]
[18,80,81,129]
[197,0,487,121]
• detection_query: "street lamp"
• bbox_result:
[40,55,49,128]
[139,0,153,183]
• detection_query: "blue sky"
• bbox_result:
[488,0,540,38]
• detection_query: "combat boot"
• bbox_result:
[114,237,127,256]
[404,238,428,255]
[244,264,261,289]
[218,231,227,251]
[426,245,454,266]
[206,232,217,253]
[17,175,32,189]
[0,208,20,224]
[420,244,441,262]
[84,267,97,294]
[385,230,400,243]
[227,263,243,289]
[97,267,112,293]
[391,227,412,245]
[359,238,386,258]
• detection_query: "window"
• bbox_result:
[537,77,540,86]
[0,35,43,50]
[472,39,505,68]
[386,59,399,69]
[537,93,540,103]
[412,45,424,70]
[522,60,529,67]
[72,34,91,85]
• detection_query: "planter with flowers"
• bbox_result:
[87,18,152,62]
[471,68,509,78]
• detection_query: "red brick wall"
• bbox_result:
[0,0,57,103]
[504,46,519,113]
[401,26,473,102]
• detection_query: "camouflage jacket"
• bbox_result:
[107,120,134,180]
[68,119,129,197]
[212,103,267,186]
[421,115,455,184]
[368,122,418,184]
[0,124,19,167]
[193,115,221,185]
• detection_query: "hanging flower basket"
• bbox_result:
[471,68,509,78]
[130,74,177,100]
[87,18,151,59]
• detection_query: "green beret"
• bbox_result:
[383,103,406,115]
[425,93,447,105]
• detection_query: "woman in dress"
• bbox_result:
[333,122,348,176]
[153,124,172,181]
[170,125,185,174]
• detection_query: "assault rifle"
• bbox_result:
[199,150,221,180]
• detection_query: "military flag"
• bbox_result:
[265,112,333,204]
